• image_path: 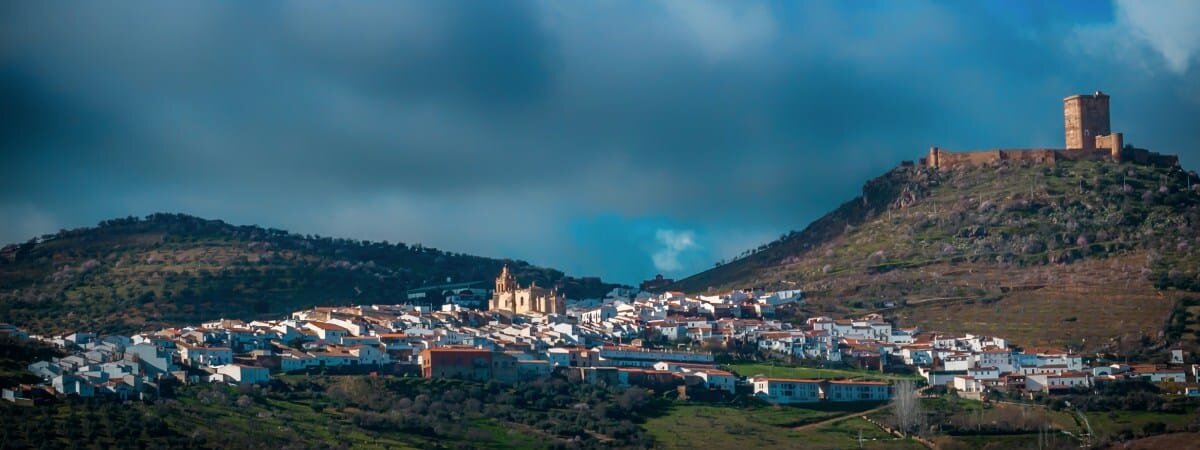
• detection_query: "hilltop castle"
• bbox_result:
[922,91,1178,170]
[489,265,565,315]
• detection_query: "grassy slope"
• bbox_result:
[0,389,544,450]
[0,337,62,386]
[1084,407,1199,441]
[0,374,658,449]
[642,403,923,450]
[0,213,620,334]
[1105,432,1200,450]
[674,160,1200,352]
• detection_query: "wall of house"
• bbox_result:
[824,382,890,401]
[754,380,822,403]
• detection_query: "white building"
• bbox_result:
[178,343,233,366]
[752,377,823,403]
[692,369,737,393]
[954,375,984,393]
[1026,372,1092,392]
[824,380,890,402]
[974,349,1014,373]
[215,364,270,385]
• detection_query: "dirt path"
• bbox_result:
[791,403,891,432]
[794,385,932,432]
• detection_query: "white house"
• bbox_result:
[943,354,973,371]
[178,343,233,366]
[1131,365,1187,383]
[215,364,270,385]
[953,376,986,394]
[691,369,737,393]
[305,322,350,343]
[975,349,1015,373]
[348,345,389,365]
[967,367,1000,380]
[752,377,822,403]
[901,346,933,366]
[52,374,95,397]
[126,343,177,376]
[579,306,617,324]
[1025,372,1092,392]
[278,350,317,372]
[824,380,890,402]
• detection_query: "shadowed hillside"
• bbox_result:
[0,213,620,334]
[674,159,1200,352]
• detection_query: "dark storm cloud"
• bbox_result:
[2,0,1198,284]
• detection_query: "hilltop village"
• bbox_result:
[3,93,1196,415]
[4,266,1197,407]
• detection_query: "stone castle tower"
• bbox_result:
[1064,91,1112,151]
[922,91,1176,169]
[489,265,565,315]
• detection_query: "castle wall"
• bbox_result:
[1094,133,1123,161]
[923,92,1177,171]
[925,147,1062,170]
[924,146,1176,170]
[1122,147,1179,167]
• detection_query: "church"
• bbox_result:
[488,265,565,315]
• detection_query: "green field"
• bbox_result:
[725,362,923,382]
[643,403,923,450]
[162,388,547,449]
[0,374,664,449]
[935,433,1074,450]
[1084,408,1198,440]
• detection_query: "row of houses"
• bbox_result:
[416,343,891,403]
[8,281,1197,404]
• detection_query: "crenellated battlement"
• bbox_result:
[921,146,1178,170]
[921,92,1178,170]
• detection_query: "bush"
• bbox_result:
[1142,421,1167,435]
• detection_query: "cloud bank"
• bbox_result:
[652,229,698,274]
[2,1,1198,284]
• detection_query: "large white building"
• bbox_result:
[824,380,890,402]
[752,377,823,403]
[752,377,891,404]
[215,364,270,385]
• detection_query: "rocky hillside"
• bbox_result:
[675,159,1200,352]
[0,213,619,334]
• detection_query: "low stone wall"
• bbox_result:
[923,146,1178,170]
[925,148,1063,169]
[860,415,939,449]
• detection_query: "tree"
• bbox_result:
[891,380,923,436]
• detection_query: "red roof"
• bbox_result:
[308,322,349,332]
[751,376,823,384]
[827,379,889,386]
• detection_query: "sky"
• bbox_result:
[2,0,1199,285]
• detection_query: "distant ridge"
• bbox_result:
[0,213,620,334]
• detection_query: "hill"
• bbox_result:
[0,213,620,335]
[674,159,1200,353]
